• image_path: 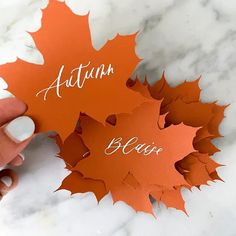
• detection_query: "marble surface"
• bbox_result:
[0,0,236,235]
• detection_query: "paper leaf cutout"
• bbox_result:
[59,171,108,201]
[58,76,225,215]
[76,102,197,188]
[151,187,185,212]
[0,1,146,140]
[59,102,197,213]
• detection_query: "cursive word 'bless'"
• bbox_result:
[36,62,114,100]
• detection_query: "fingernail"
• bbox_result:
[0,90,14,99]
[0,166,6,171]
[4,116,35,143]
[1,176,12,187]
[18,153,25,161]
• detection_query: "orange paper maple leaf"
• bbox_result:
[145,75,226,186]
[130,76,225,185]
[0,1,146,140]
[58,76,225,215]
[59,99,198,213]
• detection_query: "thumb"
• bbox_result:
[0,116,35,166]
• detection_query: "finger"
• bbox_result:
[0,116,35,166]
[0,169,18,197]
[0,98,27,126]
[9,154,25,167]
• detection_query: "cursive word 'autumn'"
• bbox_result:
[36,62,114,100]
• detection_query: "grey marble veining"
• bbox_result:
[0,0,236,235]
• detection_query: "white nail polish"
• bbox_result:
[18,153,25,161]
[4,116,35,143]
[0,90,14,99]
[0,166,6,171]
[1,176,12,187]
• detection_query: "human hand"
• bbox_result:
[0,94,35,199]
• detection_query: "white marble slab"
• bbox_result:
[0,0,236,235]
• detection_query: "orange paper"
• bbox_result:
[58,76,226,214]
[0,0,226,215]
[0,1,146,140]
